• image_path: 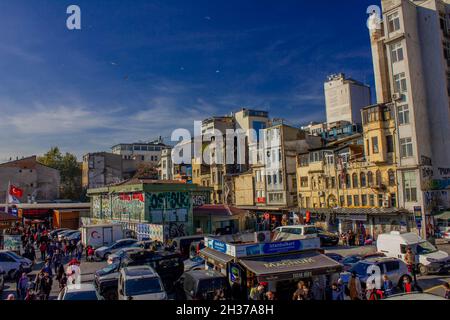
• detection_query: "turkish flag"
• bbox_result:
[9,185,23,198]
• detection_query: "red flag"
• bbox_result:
[9,185,23,198]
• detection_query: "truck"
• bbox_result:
[80,224,124,249]
[376,231,450,275]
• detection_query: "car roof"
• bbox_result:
[361,257,401,264]
[185,269,225,280]
[66,284,96,292]
[115,238,136,243]
[122,266,158,278]
[385,292,447,300]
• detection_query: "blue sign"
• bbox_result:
[262,240,301,254]
[212,240,227,253]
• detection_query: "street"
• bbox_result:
[2,243,449,300]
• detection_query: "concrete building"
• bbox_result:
[82,152,124,189]
[111,138,169,166]
[369,0,450,235]
[0,156,60,203]
[324,73,371,125]
[158,148,173,180]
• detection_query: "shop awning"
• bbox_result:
[199,247,234,266]
[298,207,409,216]
[239,251,342,282]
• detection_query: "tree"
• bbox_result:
[38,147,83,200]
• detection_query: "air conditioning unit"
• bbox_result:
[392,93,402,101]
[254,231,271,243]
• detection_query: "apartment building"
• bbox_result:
[297,103,411,237]
[111,138,168,165]
[369,0,450,235]
[324,73,371,125]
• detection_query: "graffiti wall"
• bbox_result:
[101,194,112,219]
[146,191,193,237]
[92,195,102,219]
[111,192,145,221]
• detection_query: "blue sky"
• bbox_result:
[0,0,379,160]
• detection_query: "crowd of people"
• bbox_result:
[5,223,86,300]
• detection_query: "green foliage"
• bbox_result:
[38,147,83,200]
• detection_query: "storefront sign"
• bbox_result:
[263,257,314,269]
[262,241,302,254]
[211,239,228,253]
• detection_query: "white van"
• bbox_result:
[376,231,450,275]
[80,224,124,248]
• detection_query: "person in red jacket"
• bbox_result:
[39,242,47,261]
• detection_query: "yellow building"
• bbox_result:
[297,103,413,237]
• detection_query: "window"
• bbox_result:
[353,195,360,207]
[299,155,309,167]
[369,194,375,206]
[390,42,404,63]
[403,171,418,202]
[367,171,374,186]
[162,160,166,169]
[360,173,367,187]
[352,173,358,188]
[388,12,401,33]
[398,105,410,125]
[267,175,272,185]
[376,170,382,186]
[366,139,370,156]
[361,194,368,206]
[273,173,277,185]
[339,195,345,206]
[386,135,394,153]
[279,171,283,184]
[400,137,413,158]
[388,170,396,186]
[346,174,351,189]
[300,177,308,187]
[394,72,407,93]
[390,193,397,207]
[347,195,352,206]
[378,194,384,207]
[384,260,400,272]
[331,177,336,188]
[372,137,379,154]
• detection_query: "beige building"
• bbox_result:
[82,152,124,189]
[297,103,412,237]
[0,156,60,203]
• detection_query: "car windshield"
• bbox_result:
[416,241,438,255]
[100,263,119,274]
[350,262,370,277]
[125,278,162,296]
[64,290,98,300]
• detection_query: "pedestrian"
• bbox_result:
[39,241,47,261]
[331,283,344,300]
[382,275,394,297]
[399,276,419,293]
[266,291,276,301]
[52,249,63,275]
[213,289,226,300]
[18,272,29,300]
[41,272,53,300]
[292,280,306,300]
[443,282,450,299]
[249,281,260,300]
[76,241,84,261]
[5,294,15,300]
[347,272,362,300]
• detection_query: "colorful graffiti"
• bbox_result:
[166,222,187,238]
[147,192,190,210]
[101,194,111,219]
[111,192,145,221]
[92,196,101,219]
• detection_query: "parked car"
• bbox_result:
[183,256,205,272]
[130,240,164,250]
[325,252,344,263]
[118,266,167,300]
[95,250,184,299]
[0,250,33,278]
[340,252,386,271]
[174,269,230,300]
[65,230,81,242]
[315,227,340,246]
[0,266,4,294]
[377,231,450,275]
[94,263,121,300]
[340,257,411,289]
[58,229,78,241]
[49,228,69,239]
[171,235,207,259]
[95,238,139,260]
[107,247,145,265]
[57,284,102,300]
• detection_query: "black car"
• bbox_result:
[315,227,340,247]
[94,249,184,299]
[174,270,230,300]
